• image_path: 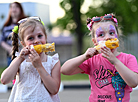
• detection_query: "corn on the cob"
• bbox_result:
[30,42,55,54]
[94,38,119,51]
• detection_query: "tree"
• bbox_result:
[54,0,84,55]
[49,0,138,55]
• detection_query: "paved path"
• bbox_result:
[0,81,138,102]
[0,89,138,102]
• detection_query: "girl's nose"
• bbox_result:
[105,34,112,41]
[34,38,40,44]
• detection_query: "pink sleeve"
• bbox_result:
[79,59,91,75]
[126,54,138,73]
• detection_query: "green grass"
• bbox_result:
[0,67,89,82]
[61,73,89,81]
[0,67,5,76]
[0,67,6,83]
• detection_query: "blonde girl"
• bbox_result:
[1,17,61,102]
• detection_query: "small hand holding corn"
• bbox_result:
[94,38,119,51]
[30,42,55,54]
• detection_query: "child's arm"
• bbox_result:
[101,46,138,88]
[29,49,61,95]
[37,61,61,95]
[1,56,24,84]
[61,48,98,75]
[113,59,138,88]
[1,46,29,84]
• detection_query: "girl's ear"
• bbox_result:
[92,38,98,46]
[20,41,26,47]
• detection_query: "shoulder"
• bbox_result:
[118,52,137,59]
[47,53,59,60]
[47,53,59,66]
[118,52,138,65]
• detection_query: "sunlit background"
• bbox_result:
[0,0,65,23]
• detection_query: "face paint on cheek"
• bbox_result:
[97,39,100,42]
[110,25,118,38]
[95,27,104,43]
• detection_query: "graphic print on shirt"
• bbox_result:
[93,65,126,102]
[112,72,126,102]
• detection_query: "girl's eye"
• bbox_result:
[28,37,34,40]
[97,33,104,37]
[109,31,115,35]
[38,34,43,38]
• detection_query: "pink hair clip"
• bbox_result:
[87,21,92,31]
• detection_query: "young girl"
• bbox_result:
[61,14,138,102]
[1,17,61,102]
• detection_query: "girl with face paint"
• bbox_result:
[61,13,138,102]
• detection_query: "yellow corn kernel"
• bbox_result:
[94,38,119,51]
[94,41,105,50]
[105,38,119,49]
[33,42,55,54]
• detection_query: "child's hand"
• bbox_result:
[101,46,118,64]
[84,48,98,60]
[19,46,30,60]
[28,48,42,68]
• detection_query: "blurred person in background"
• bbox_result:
[0,1,26,66]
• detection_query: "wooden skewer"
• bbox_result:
[107,69,114,76]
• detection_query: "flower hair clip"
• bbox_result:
[87,21,92,31]
[113,18,118,27]
[86,14,118,31]
[12,26,19,34]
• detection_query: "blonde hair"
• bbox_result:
[11,19,47,60]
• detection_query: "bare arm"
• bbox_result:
[1,46,30,84]
[113,59,138,88]
[36,61,61,95]
[61,48,98,75]
[61,55,86,75]
[1,56,24,84]
[29,49,61,95]
[101,46,138,88]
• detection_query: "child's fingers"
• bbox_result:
[29,48,39,59]
[30,48,37,54]
[85,48,98,59]
[101,47,110,53]
[20,47,29,55]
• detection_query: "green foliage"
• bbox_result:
[93,0,138,35]
[48,0,138,55]
[53,0,138,35]
[81,0,138,35]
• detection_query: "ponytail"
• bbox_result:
[11,31,19,60]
